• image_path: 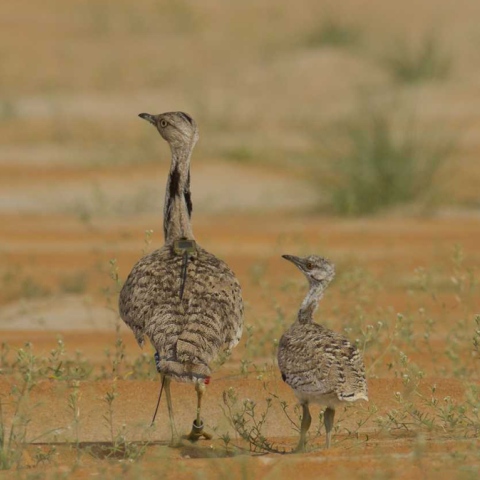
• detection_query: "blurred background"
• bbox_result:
[1,0,480,330]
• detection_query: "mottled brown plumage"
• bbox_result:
[277,255,367,451]
[119,112,243,444]
[120,246,243,381]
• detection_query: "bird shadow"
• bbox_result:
[78,441,151,460]
[76,440,238,460]
[177,443,237,459]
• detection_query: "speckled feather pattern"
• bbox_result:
[277,254,367,409]
[119,243,243,382]
[278,322,367,405]
[119,111,243,388]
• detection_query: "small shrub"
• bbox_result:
[0,100,17,121]
[0,347,38,470]
[322,106,452,216]
[20,277,50,299]
[473,315,480,360]
[222,146,255,163]
[304,16,361,48]
[60,272,88,294]
[221,386,289,454]
[382,35,451,83]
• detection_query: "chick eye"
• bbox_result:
[306,262,313,270]
[160,119,168,128]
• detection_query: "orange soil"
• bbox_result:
[1,211,480,479]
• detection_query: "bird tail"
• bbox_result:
[156,358,211,383]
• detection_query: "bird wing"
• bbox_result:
[176,248,243,359]
[118,249,168,347]
[278,323,366,397]
[119,245,244,367]
[278,324,334,395]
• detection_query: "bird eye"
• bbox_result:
[160,119,168,128]
[306,262,313,270]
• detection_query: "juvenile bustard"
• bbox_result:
[277,255,367,452]
[119,111,243,445]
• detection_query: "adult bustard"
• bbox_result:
[277,255,367,452]
[119,111,243,445]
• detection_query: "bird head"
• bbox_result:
[138,111,199,150]
[282,254,335,287]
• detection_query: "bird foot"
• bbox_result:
[184,419,213,442]
[293,440,307,454]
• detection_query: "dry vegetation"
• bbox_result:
[1,0,480,479]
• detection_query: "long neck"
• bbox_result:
[164,144,194,243]
[297,282,326,324]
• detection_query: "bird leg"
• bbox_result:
[295,403,312,452]
[324,407,335,449]
[164,377,182,447]
[185,381,212,442]
[150,375,165,426]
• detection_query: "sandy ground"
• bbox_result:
[1,211,480,479]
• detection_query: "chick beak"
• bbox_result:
[282,254,303,269]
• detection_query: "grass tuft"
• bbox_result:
[60,272,88,295]
[304,16,361,48]
[320,105,452,216]
[382,35,452,83]
[222,146,256,163]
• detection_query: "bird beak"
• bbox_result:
[282,254,303,268]
[138,113,157,126]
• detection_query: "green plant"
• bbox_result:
[99,259,127,379]
[376,382,480,438]
[221,378,375,454]
[221,386,286,454]
[20,276,51,299]
[474,315,480,360]
[67,381,81,450]
[0,384,31,470]
[0,346,58,470]
[0,100,17,120]
[222,146,255,163]
[304,16,361,48]
[33,445,57,467]
[382,34,452,83]
[94,383,146,461]
[60,272,88,294]
[0,342,10,374]
[322,106,451,215]
[103,384,118,445]
[142,229,154,255]
[124,352,157,380]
